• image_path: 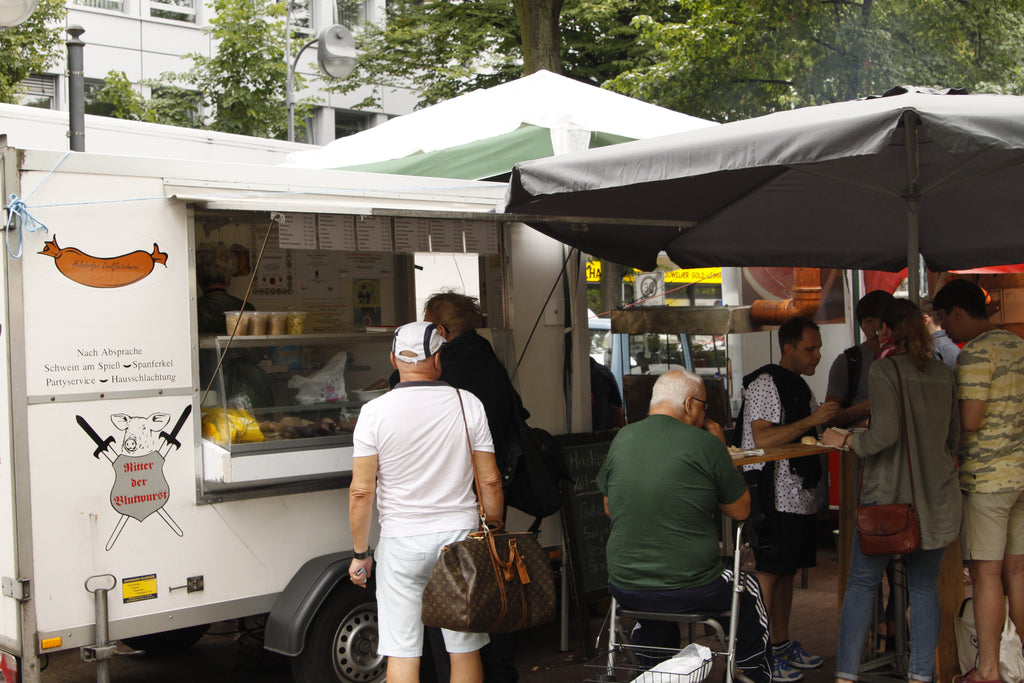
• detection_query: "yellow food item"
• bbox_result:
[801,435,818,446]
[201,407,264,445]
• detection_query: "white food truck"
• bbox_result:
[0,142,589,683]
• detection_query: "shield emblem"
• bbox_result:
[109,452,170,522]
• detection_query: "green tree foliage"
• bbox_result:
[173,0,313,138]
[92,70,148,120]
[0,0,66,103]
[92,70,204,128]
[144,84,206,128]
[605,0,1024,121]
[84,0,314,138]
[336,0,686,109]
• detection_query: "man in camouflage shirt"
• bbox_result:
[934,279,1024,683]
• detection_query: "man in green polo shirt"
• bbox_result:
[597,370,770,683]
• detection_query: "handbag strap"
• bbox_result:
[858,358,918,507]
[455,388,503,533]
[889,358,918,508]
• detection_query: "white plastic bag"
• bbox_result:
[288,351,347,404]
[955,597,1024,683]
[631,643,713,683]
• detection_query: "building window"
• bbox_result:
[336,0,368,28]
[150,0,196,23]
[335,110,372,139]
[16,74,57,109]
[70,0,126,11]
[83,78,115,117]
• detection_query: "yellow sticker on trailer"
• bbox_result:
[122,574,157,603]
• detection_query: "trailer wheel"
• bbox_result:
[122,623,210,654]
[291,585,386,683]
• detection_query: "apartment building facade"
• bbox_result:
[19,0,417,145]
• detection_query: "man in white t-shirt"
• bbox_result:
[349,321,505,683]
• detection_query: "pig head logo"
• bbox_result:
[76,405,191,551]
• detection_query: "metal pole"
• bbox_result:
[66,25,85,152]
[903,112,921,304]
[83,575,117,683]
[286,37,318,143]
[284,2,294,142]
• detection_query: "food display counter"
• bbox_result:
[197,330,396,498]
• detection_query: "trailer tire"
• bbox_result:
[122,623,210,654]
[291,584,386,683]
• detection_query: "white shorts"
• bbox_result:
[375,528,490,658]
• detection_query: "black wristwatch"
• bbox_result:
[352,548,372,560]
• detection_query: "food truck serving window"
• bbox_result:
[193,210,505,500]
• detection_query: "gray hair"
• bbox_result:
[649,370,703,411]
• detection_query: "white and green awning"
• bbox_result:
[284,70,716,180]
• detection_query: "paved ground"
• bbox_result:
[41,543,841,683]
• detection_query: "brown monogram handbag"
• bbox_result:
[855,359,923,556]
[421,391,557,633]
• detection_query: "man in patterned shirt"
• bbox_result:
[739,316,839,682]
[933,279,1024,683]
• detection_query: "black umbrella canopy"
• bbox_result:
[505,89,1024,273]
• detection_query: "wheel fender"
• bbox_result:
[264,551,355,656]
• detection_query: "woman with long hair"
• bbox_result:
[823,298,961,683]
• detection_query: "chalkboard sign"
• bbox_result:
[556,432,614,658]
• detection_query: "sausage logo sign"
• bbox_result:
[76,406,190,551]
[39,235,168,288]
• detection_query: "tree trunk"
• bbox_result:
[513,0,564,74]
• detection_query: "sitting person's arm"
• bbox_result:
[719,489,750,521]
[703,417,726,444]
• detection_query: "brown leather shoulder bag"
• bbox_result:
[421,390,557,633]
[854,359,922,556]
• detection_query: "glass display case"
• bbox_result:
[198,331,395,496]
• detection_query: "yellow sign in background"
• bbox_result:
[586,261,722,285]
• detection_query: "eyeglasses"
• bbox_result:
[691,396,709,411]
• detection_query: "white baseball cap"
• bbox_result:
[392,321,445,363]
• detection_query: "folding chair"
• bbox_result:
[592,522,753,683]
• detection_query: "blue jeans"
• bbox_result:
[835,534,945,682]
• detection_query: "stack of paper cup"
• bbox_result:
[224,310,248,335]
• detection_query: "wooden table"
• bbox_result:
[732,445,962,682]
[730,442,834,467]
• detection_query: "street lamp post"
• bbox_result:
[0,0,38,26]
[284,6,356,143]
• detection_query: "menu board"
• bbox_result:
[355,216,393,252]
[278,213,317,249]
[393,217,430,252]
[317,214,357,251]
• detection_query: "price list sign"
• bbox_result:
[355,216,393,251]
[278,212,317,249]
[393,217,430,252]
[317,214,357,251]
[428,218,462,253]
[461,219,499,254]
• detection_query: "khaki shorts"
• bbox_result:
[961,490,1024,561]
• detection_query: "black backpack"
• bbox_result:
[504,419,570,522]
[842,345,862,407]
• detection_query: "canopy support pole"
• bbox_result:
[904,112,921,304]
